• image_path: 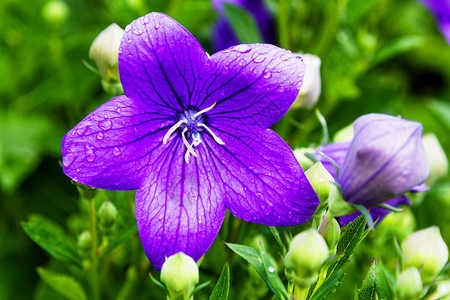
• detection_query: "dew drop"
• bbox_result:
[62,153,75,167]
[318,177,325,183]
[154,21,160,30]
[277,215,281,223]
[263,203,274,216]
[234,44,251,53]
[142,16,149,24]
[132,29,143,35]
[133,127,139,137]
[96,132,104,140]
[263,71,272,79]
[125,25,132,32]
[76,126,88,136]
[86,149,95,162]
[251,53,265,63]
[238,59,246,66]
[113,147,120,156]
[99,119,112,130]
[287,211,292,219]
[198,217,202,224]
[268,266,276,273]
[116,107,121,113]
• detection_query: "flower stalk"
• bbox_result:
[87,198,100,300]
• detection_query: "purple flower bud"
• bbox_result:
[338,114,429,207]
[419,0,450,44]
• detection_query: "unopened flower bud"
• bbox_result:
[160,252,199,300]
[293,148,316,170]
[423,133,448,186]
[325,218,341,250]
[285,228,329,287]
[396,267,422,300]
[402,226,449,283]
[305,162,335,207]
[77,230,92,255]
[98,201,118,234]
[75,183,97,200]
[41,0,70,26]
[89,24,124,91]
[292,54,321,109]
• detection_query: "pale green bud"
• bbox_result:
[325,218,341,250]
[89,24,124,86]
[293,148,316,170]
[98,201,118,233]
[305,162,335,206]
[292,54,321,109]
[402,226,449,283]
[332,123,353,142]
[423,133,448,186]
[160,252,199,300]
[377,207,416,241]
[396,267,422,300]
[77,230,91,255]
[41,0,70,26]
[285,228,329,287]
[427,279,450,300]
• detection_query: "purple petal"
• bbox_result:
[61,95,173,190]
[338,196,411,227]
[201,124,319,226]
[135,140,226,270]
[196,44,305,128]
[119,13,209,111]
[317,141,351,178]
[212,18,240,52]
[410,183,429,193]
[338,114,429,207]
[419,0,450,44]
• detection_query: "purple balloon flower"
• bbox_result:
[212,0,277,51]
[318,114,429,225]
[61,13,318,270]
[419,0,450,44]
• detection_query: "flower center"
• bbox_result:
[163,102,225,163]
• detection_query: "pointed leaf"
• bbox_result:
[21,214,81,265]
[310,266,346,300]
[259,243,289,299]
[37,268,87,300]
[209,262,230,300]
[358,258,379,300]
[223,3,263,44]
[226,243,283,299]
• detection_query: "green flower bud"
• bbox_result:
[377,207,416,241]
[75,183,97,200]
[285,228,329,287]
[293,148,316,170]
[41,0,70,27]
[332,123,353,142]
[325,218,341,251]
[402,226,449,283]
[160,252,199,300]
[305,162,335,207]
[89,24,124,88]
[77,230,91,255]
[396,267,422,300]
[292,54,321,109]
[423,133,448,186]
[98,201,118,234]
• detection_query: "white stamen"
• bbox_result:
[199,123,225,145]
[182,128,197,158]
[163,120,186,144]
[193,101,217,118]
[184,141,196,163]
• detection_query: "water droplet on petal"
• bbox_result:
[96,132,104,140]
[263,203,274,216]
[77,126,88,136]
[116,107,121,113]
[125,25,132,32]
[198,217,202,224]
[277,215,281,223]
[238,59,246,66]
[86,149,95,162]
[62,153,75,167]
[318,177,325,183]
[99,119,112,130]
[234,44,252,53]
[133,127,139,137]
[287,211,292,219]
[142,16,149,24]
[268,266,276,273]
[251,53,265,63]
[263,71,272,79]
[154,20,160,30]
[113,147,120,156]
[132,29,143,35]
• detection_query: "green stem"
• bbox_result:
[278,0,290,50]
[87,199,100,300]
[310,265,329,298]
[293,284,309,300]
[318,210,333,237]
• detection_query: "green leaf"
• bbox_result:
[358,258,379,300]
[259,243,289,299]
[373,36,426,65]
[223,3,263,44]
[322,215,370,298]
[209,262,230,300]
[21,214,81,265]
[226,243,283,299]
[341,0,380,24]
[102,222,138,255]
[269,226,284,250]
[37,268,87,300]
[310,266,346,300]
[427,100,450,130]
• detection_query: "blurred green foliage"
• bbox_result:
[0,0,449,299]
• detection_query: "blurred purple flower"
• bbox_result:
[419,0,450,44]
[318,114,429,225]
[61,13,318,270]
[212,0,276,51]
